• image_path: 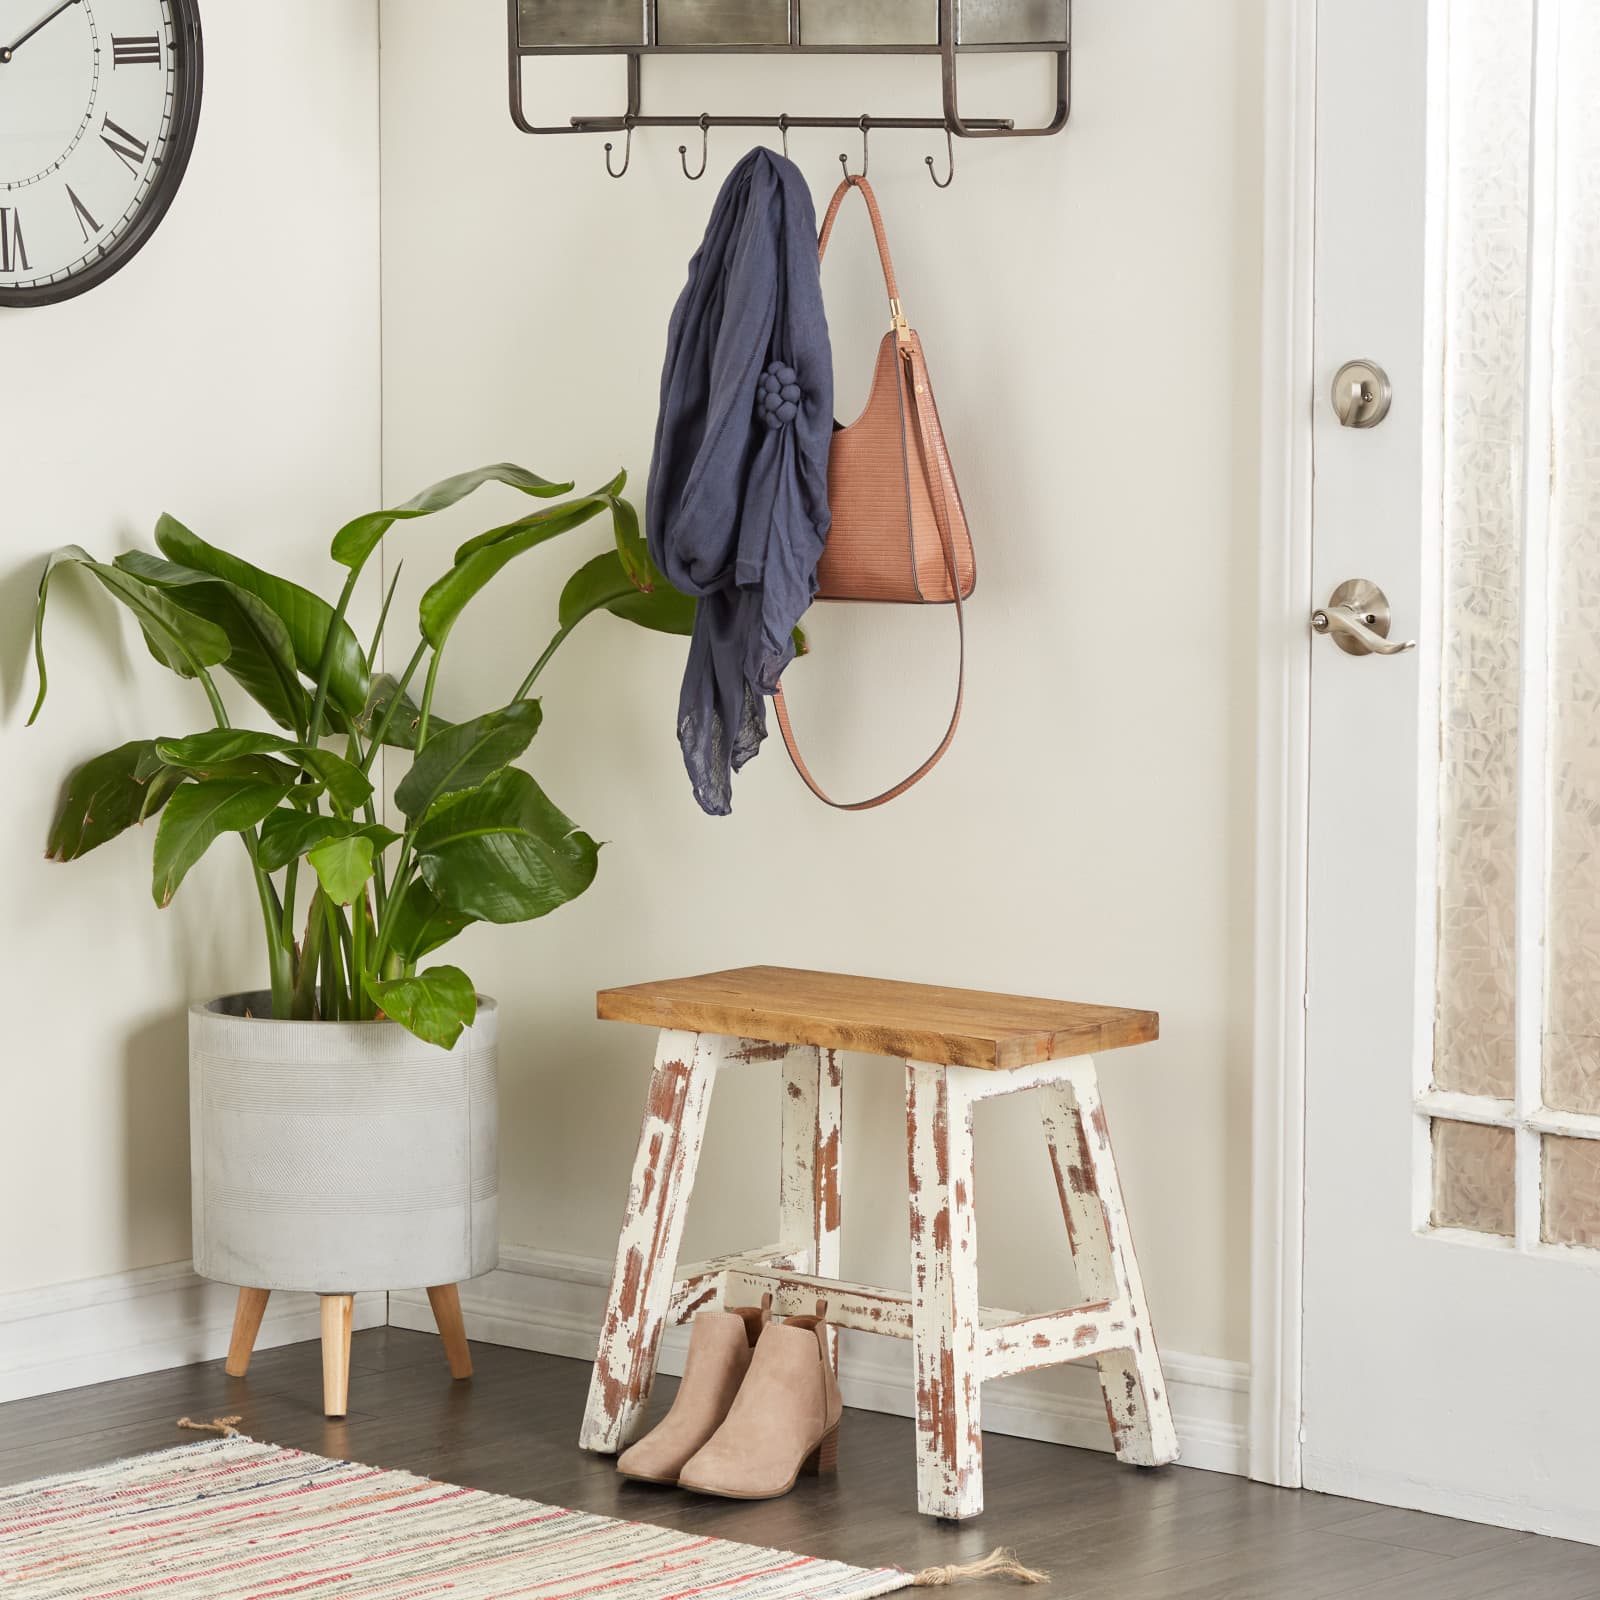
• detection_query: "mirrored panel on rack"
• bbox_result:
[506,0,1072,141]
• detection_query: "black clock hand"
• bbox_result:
[0,0,81,63]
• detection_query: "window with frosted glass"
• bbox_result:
[1423,0,1600,1251]
[1430,0,1530,1101]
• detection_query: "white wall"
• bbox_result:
[0,5,382,1295]
[377,0,1265,1373]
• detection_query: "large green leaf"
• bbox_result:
[258,810,399,873]
[393,699,542,818]
[45,741,185,861]
[415,767,599,924]
[388,877,477,961]
[115,552,310,734]
[149,729,299,788]
[154,515,369,716]
[155,729,296,765]
[151,779,289,907]
[290,747,373,810]
[557,550,697,637]
[153,729,371,808]
[418,482,623,646]
[355,674,452,752]
[30,546,232,723]
[363,964,478,1050]
[307,833,374,905]
[331,463,576,571]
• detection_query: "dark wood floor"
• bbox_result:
[2,1330,1597,1598]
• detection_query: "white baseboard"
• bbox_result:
[0,1262,386,1405]
[390,1245,1250,1477]
[1303,1453,1600,1549]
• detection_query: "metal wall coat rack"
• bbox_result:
[508,0,1072,186]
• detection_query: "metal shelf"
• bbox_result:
[508,0,1072,141]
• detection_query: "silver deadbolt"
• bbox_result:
[1312,580,1417,656]
[1331,360,1392,428]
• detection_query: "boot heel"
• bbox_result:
[803,1423,840,1476]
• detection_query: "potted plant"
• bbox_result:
[29,463,692,1415]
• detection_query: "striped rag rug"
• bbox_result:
[0,1434,913,1598]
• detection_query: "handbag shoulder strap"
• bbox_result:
[772,580,965,811]
[773,332,968,811]
[818,175,910,340]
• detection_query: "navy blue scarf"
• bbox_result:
[647,148,833,815]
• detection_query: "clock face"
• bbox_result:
[0,0,201,305]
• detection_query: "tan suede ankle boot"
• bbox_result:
[615,1298,769,1484]
[677,1299,842,1500]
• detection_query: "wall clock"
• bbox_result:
[0,0,202,306]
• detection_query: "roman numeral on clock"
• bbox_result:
[112,34,161,66]
[100,116,150,176]
[0,208,28,274]
[67,186,101,243]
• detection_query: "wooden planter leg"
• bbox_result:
[320,1294,354,1419]
[579,1029,721,1453]
[427,1284,473,1379]
[906,1061,984,1520]
[1040,1063,1179,1468]
[224,1287,270,1377]
[779,1044,843,1367]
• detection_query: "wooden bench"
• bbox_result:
[578,966,1176,1519]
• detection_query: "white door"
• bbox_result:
[1303,0,1600,1541]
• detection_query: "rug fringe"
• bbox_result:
[911,1547,1049,1586]
[176,1415,242,1438]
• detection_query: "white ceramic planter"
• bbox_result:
[189,992,498,1294]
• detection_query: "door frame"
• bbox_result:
[1249,0,1318,1491]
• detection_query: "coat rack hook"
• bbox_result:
[839,115,870,181]
[925,125,955,188]
[679,113,711,180]
[604,119,633,178]
[778,113,790,160]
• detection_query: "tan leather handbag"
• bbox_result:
[772,174,975,810]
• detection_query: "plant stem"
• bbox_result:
[195,662,294,1016]
[513,623,573,700]
[366,561,403,669]
[414,628,449,749]
[351,889,367,1019]
[372,625,451,970]
[307,565,363,749]
[358,639,428,777]
[321,898,346,1019]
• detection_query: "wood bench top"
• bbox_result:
[595,966,1158,1071]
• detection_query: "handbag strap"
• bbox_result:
[773,331,968,811]
[818,175,909,338]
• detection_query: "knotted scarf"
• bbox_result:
[647,148,833,815]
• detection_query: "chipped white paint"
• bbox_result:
[668,1244,806,1324]
[906,1061,984,1519]
[1040,1062,1179,1468]
[981,1304,1128,1380]
[581,1031,1176,1519]
[578,1029,721,1452]
[780,1044,844,1365]
[722,1269,917,1338]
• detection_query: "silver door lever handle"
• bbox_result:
[1312,580,1417,656]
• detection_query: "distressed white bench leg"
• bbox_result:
[780,1044,843,1368]
[1039,1061,1179,1468]
[906,1061,984,1520]
[579,1029,720,1453]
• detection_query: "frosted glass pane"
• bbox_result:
[1542,1135,1600,1249]
[1430,0,1533,1099]
[1542,5,1600,1115]
[1431,1119,1515,1237]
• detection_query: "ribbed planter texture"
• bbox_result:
[189,992,499,1295]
